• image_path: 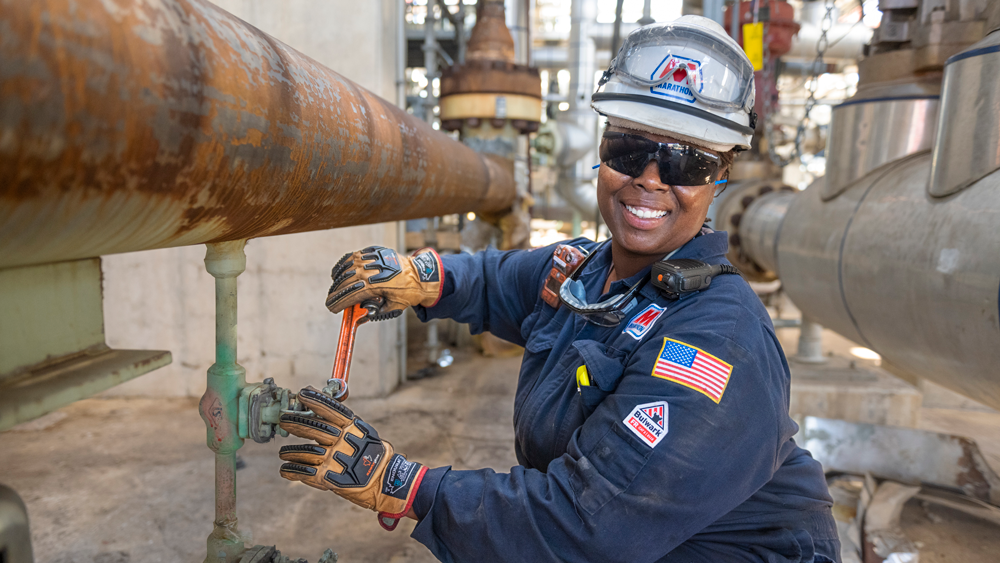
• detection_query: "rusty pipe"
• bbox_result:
[0,0,515,270]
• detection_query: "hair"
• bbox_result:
[714,149,738,197]
[719,148,738,170]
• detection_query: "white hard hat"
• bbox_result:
[592,15,756,151]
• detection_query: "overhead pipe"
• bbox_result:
[555,0,600,218]
[437,0,467,64]
[639,0,655,25]
[0,0,516,270]
[423,0,440,123]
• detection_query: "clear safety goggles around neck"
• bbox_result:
[558,241,678,327]
[600,24,755,113]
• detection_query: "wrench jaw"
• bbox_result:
[360,297,385,317]
[242,299,404,441]
[325,378,349,401]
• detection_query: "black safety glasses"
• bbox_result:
[558,241,647,327]
[599,132,725,187]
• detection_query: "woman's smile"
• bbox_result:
[597,126,721,279]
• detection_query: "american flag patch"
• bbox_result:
[652,338,733,403]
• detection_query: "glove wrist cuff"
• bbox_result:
[411,248,445,308]
[377,464,427,531]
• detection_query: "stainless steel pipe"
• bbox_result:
[0,0,516,269]
[741,153,1000,409]
[739,191,796,275]
[734,37,1000,409]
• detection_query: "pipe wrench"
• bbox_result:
[326,297,402,401]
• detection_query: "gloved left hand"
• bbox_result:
[278,387,426,530]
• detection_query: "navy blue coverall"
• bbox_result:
[411,231,841,563]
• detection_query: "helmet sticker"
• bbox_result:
[649,55,703,104]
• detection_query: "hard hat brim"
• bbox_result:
[592,97,752,151]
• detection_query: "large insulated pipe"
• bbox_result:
[734,39,1000,408]
[740,155,1000,408]
[0,0,515,270]
[738,190,796,275]
[773,153,1000,408]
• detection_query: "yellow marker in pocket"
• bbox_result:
[576,365,591,392]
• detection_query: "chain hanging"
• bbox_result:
[791,0,835,164]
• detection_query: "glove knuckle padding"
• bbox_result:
[298,388,355,425]
[331,268,356,288]
[280,462,318,477]
[278,444,328,465]
[278,413,341,445]
[325,246,442,313]
[362,248,402,284]
[326,281,365,311]
[331,252,354,280]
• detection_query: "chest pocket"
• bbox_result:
[573,340,627,417]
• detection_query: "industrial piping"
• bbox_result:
[725,20,1000,410]
[0,0,516,270]
[555,0,600,218]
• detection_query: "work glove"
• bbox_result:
[326,246,443,314]
[278,387,427,531]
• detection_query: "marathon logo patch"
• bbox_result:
[623,401,668,448]
[412,251,440,283]
[382,454,418,500]
[624,304,665,340]
[649,55,703,104]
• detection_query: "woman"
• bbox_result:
[276,16,840,563]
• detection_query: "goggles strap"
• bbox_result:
[598,68,613,87]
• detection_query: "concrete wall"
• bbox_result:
[102,0,406,399]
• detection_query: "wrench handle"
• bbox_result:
[330,303,371,395]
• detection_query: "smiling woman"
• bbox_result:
[279,14,841,563]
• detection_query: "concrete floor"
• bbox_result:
[0,353,521,563]
[4,347,1000,562]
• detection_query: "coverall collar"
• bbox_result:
[584,231,730,302]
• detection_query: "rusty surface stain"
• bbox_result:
[465,0,516,63]
[0,0,515,269]
[954,436,994,502]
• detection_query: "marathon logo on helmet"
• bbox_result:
[649,55,703,104]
